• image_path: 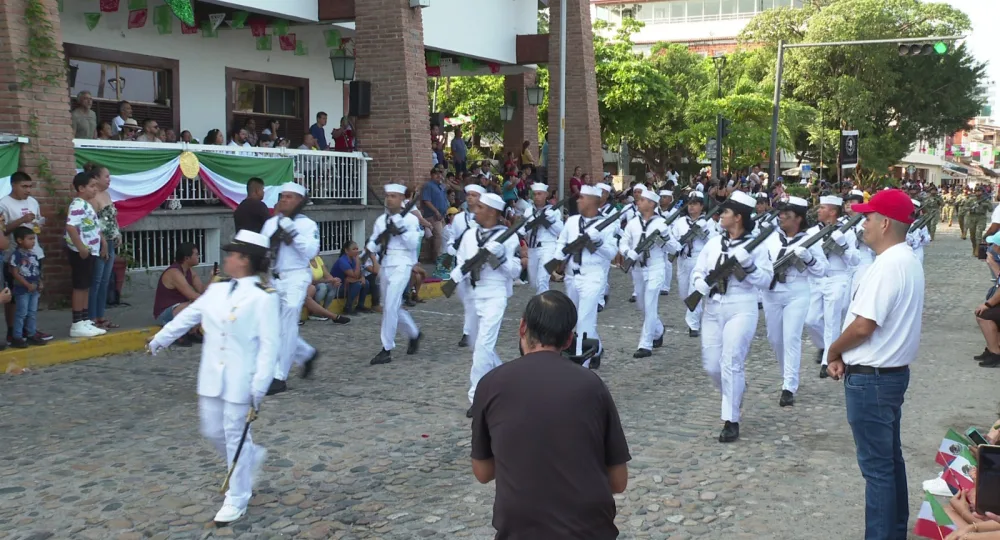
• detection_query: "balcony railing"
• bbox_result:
[72,139,370,206]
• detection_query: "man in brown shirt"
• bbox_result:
[470,290,631,539]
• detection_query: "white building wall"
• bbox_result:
[422,0,537,63]
[200,0,319,22]
[60,3,342,142]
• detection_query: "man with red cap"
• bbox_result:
[825,189,924,540]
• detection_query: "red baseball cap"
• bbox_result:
[851,189,914,224]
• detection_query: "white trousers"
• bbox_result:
[762,285,811,393]
[678,255,703,331]
[467,295,507,403]
[635,265,666,350]
[630,268,644,310]
[806,274,851,365]
[527,246,555,294]
[456,281,475,336]
[661,252,673,293]
[274,269,312,381]
[380,264,419,351]
[600,271,610,307]
[566,267,607,366]
[199,396,261,510]
[701,299,757,423]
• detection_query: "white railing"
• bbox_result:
[73,139,370,206]
[121,227,221,271]
[316,219,356,256]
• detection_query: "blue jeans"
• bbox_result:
[313,282,337,309]
[89,245,115,320]
[844,368,910,540]
[339,280,369,313]
[13,291,39,339]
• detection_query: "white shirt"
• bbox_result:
[152,276,279,403]
[842,243,924,368]
[764,228,829,290]
[366,211,421,267]
[448,210,479,256]
[111,115,126,135]
[452,225,521,299]
[259,214,320,273]
[618,214,680,268]
[553,214,618,272]
[906,226,931,262]
[990,203,1000,225]
[692,232,775,304]
[521,203,564,248]
[0,196,44,259]
[808,220,859,275]
[228,140,252,148]
[671,214,718,260]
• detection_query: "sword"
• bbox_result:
[220,406,258,494]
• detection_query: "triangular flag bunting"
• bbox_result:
[427,66,441,77]
[201,20,218,38]
[57,0,63,13]
[165,0,195,26]
[279,34,296,51]
[426,51,441,68]
[100,0,120,13]
[294,41,308,56]
[229,10,249,29]
[154,4,172,34]
[209,13,226,31]
[487,62,501,74]
[324,29,341,48]
[273,19,289,36]
[913,492,957,539]
[256,35,272,51]
[128,0,146,9]
[180,21,199,35]
[250,18,267,37]
[935,429,970,467]
[128,9,148,29]
[84,13,102,31]
[459,57,479,71]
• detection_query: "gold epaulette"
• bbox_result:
[256,282,276,293]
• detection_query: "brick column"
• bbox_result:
[547,0,603,191]
[502,72,539,171]
[0,0,76,300]
[354,0,432,196]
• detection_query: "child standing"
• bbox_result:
[9,228,44,347]
[64,171,107,338]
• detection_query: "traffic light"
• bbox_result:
[898,42,949,56]
[720,118,732,139]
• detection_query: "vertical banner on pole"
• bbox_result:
[840,130,859,170]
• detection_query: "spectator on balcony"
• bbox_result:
[85,163,122,330]
[228,127,251,149]
[452,127,468,174]
[520,140,536,169]
[120,119,140,141]
[310,112,330,150]
[1,172,51,344]
[257,133,273,148]
[421,168,449,264]
[243,118,258,147]
[110,100,132,137]
[300,133,318,151]
[71,91,97,139]
[261,118,280,140]
[331,241,372,315]
[274,137,290,149]
[97,122,114,141]
[135,119,163,143]
[332,117,354,152]
[180,130,194,143]
[163,129,178,144]
[233,177,269,234]
[204,129,224,146]
[65,171,107,338]
[153,242,207,346]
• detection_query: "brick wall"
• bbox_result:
[502,72,540,171]
[548,0,604,192]
[0,0,76,302]
[354,0,433,196]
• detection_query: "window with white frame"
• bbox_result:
[121,228,220,271]
[316,220,355,255]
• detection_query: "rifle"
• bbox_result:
[669,204,724,263]
[621,203,689,273]
[772,222,838,283]
[441,218,527,298]
[754,208,779,223]
[523,197,570,235]
[544,207,627,275]
[361,194,421,265]
[683,225,777,312]
[269,192,310,251]
[908,214,930,233]
[821,213,865,256]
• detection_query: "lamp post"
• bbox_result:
[712,54,727,182]
[526,85,545,107]
[330,49,356,81]
[500,92,516,122]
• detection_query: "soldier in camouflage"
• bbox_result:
[921,184,944,240]
[956,187,971,239]
[965,185,994,257]
[941,187,955,226]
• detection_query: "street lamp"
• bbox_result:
[330,49,356,81]
[711,54,727,181]
[526,85,545,106]
[500,91,517,122]
[712,54,727,99]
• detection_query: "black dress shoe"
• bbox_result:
[266,379,287,396]
[301,351,319,379]
[589,354,602,370]
[652,335,663,348]
[628,295,636,303]
[758,302,763,310]
[407,332,423,355]
[597,305,604,313]
[187,332,204,344]
[719,421,740,443]
[465,407,473,418]
[633,348,652,358]
[980,352,1000,368]
[458,334,469,348]
[779,390,795,407]
[816,349,825,364]
[819,365,829,378]
[689,328,700,338]
[975,348,991,360]
[331,315,351,325]
[370,349,392,365]
[660,290,669,296]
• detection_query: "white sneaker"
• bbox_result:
[308,316,329,322]
[213,503,246,524]
[70,321,104,338]
[83,320,108,335]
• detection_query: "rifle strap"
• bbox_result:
[470,226,506,288]
[574,216,600,265]
[769,231,805,290]
[717,233,753,295]
[636,215,661,267]
[528,205,551,248]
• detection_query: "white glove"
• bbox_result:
[626,249,640,261]
[147,337,166,356]
[792,245,813,263]
[831,230,847,246]
[694,278,711,296]
[278,217,295,232]
[366,242,379,254]
[449,267,464,283]
[485,241,505,258]
[447,245,457,257]
[251,391,265,411]
[731,247,752,266]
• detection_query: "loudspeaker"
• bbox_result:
[430,112,443,128]
[349,81,371,117]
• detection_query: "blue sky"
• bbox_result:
[943,0,997,97]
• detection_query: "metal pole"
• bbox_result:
[768,40,784,188]
[819,109,824,180]
[783,35,964,49]
[716,66,723,183]
[557,0,567,200]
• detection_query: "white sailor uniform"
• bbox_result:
[906,224,931,263]
[804,218,860,366]
[657,204,679,294]
[619,213,680,352]
[367,211,422,355]
[448,209,479,340]
[851,218,876,294]
[672,214,719,333]
[522,203,564,294]
[598,202,618,309]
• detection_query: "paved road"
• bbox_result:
[0,224,994,540]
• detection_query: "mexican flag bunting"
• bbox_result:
[201,20,218,38]
[128,0,146,9]
[459,56,479,71]
[154,4,172,34]
[913,492,957,539]
[165,0,195,26]
[935,429,970,467]
[294,41,308,56]
[273,19,289,36]
[128,9,148,29]
[84,13,102,31]
[426,66,441,77]
[180,21,199,35]
[100,0,120,13]
[0,144,20,199]
[279,34,297,51]
[425,50,441,68]
[324,29,341,48]
[209,13,226,31]
[57,0,63,13]
[487,62,500,74]
[256,36,272,51]
[250,18,268,37]
[229,11,249,29]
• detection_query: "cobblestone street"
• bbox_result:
[0,225,995,540]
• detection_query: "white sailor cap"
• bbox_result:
[385,183,407,195]
[911,198,922,208]
[580,185,602,197]
[281,182,307,197]
[846,189,865,201]
[659,190,673,198]
[223,230,269,256]
[465,184,487,195]
[755,192,769,200]
[723,190,757,211]
[596,183,612,193]
[632,184,646,192]
[688,191,705,200]
[481,193,505,211]
[783,196,809,212]
[819,195,844,206]
[641,190,659,203]
[531,183,549,193]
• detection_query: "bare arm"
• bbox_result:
[471,458,495,484]
[189,270,206,294]
[607,463,628,494]
[65,226,89,256]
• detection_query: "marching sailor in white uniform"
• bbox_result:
[448,185,485,347]
[657,190,677,296]
[595,182,616,311]
[671,191,718,337]
[552,185,619,368]
[367,184,423,365]
[691,191,774,442]
[619,189,681,358]
[906,199,931,263]
[147,230,278,525]
[450,193,522,417]
[259,183,322,395]
[753,192,778,228]
[845,190,874,292]
[761,197,828,407]
[523,183,564,294]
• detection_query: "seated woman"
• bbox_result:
[975,259,1000,368]
[302,279,349,325]
[331,241,372,315]
[309,255,339,316]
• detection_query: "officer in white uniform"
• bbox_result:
[619,189,681,358]
[596,182,616,311]
[761,197,829,407]
[259,183,319,395]
[671,191,718,337]
[906,199,931,263]
[368,184,423,365]
[551,185,619,368]
[523,183,564,294]
[147,230,278,525]
[691,190,774,443]
[657,190,677,296]
[448,185,485,347]
[804,195,860,378]
[450,193,522,417]
[845,190,875,292]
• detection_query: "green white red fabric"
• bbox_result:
[936,429,970,467]
[74,148,293,227]
[914,491,957,539]
[942,446,977,493]
[0,144,21,198]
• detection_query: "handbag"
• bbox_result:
[979,242,988,260]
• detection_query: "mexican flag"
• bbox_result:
[74,148,293,227]
[936,429,971,467]
[914,491,957,539]
[942,446,977,493]
[0,143,20,198]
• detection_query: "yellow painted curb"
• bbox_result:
[299,280,446,320]
[1,327,159,371]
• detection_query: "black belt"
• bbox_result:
[845,365,909,375]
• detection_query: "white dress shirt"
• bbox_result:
[553,214,619,272]
[521,203,564,248]
[451,225,522,299]
[260,214,320,273]
[808,219,860,274]
[671,215,719,260]
[619,214,681,268]
[692,233,775,304]
[764,228,829,291]
[366,211,422,267]
[448,210,479,256]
